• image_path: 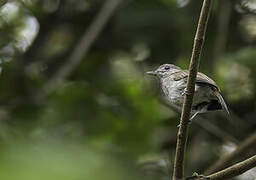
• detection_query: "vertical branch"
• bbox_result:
[172,0,212,180]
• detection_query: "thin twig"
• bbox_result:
[205,132,256,174]
[0,0,7,8]
[186,155,256,180]
[38,0,122,99]
[238,0,256,15]
[207,154,256,180]
[172,0,212,180]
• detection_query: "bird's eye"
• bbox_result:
[164,65,170,70]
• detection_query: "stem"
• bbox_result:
[208,154,256,180]
[172,0,212,179]
[205,132,256,174]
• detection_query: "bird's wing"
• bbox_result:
[172,70,219,90]
[195,71,219,89]
[172,70,188,81]
[172,70,229,114]
[213,90,230,115]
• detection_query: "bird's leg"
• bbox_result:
[182,88,191,96]
[189,112,199,121]
[177,113,195,127]
[177,112,199,127]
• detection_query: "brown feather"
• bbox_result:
[172,70,219,90]
[213,91,230,115]
[171,70,229,114]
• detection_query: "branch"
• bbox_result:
[38,0,122,99]
[0,0,7,8]
[207,154,256,180]
[205,132,256,174]
[172,0,212,180]
[238,0,256,15]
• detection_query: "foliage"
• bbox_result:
[0,0,255,179]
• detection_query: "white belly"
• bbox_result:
[161,79,186,110]
[161,78,216,112]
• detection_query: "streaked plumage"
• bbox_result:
[147,64,229,120]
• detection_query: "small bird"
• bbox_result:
[147,64,229,121]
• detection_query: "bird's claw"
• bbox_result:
[182,89,191,96]
[177,120,192,127]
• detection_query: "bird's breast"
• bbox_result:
[161,78,186,106]
[161,77,218,111]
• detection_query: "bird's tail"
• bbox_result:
[214,91,230,115]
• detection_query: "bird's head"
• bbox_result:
[146,64,181,78]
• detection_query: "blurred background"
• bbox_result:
[0,0,255,179]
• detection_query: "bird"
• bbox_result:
[146,64,229,121]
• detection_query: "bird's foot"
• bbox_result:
[177,119,192,127]
[182,89,191,96]
[189,112,199,121]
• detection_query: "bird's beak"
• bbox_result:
[146,71,157,76]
